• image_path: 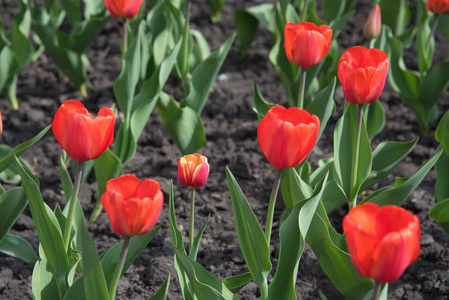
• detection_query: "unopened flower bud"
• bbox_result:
[363,5,382,40]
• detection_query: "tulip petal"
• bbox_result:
[191,162,210,188]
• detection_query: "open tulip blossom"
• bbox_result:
[52,100,115,162]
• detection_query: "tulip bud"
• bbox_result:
[104,0,144,18]
[338,46,389,105]
[101,174,163,236]
[257,106,320,169]
[363,5,382,40]
[343,203,421,283]
[427,0,449,14]
[178,154,210,188]
[52,100,115,162]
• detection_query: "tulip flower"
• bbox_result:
[52,100,115,162]
[178,153,210,188]
[284,22,333,69]
[427,0,449,14]
[101,174,163,236]
[104,0,144,18]
[363,5,382,40]
[343,203,421,284]
[338,46,389,105]
[257,106,320,170]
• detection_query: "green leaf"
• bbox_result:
[280,167,313,210]
[364,101,385,141]
[418,60,449,110]
[269,173,328,299]
[333,104,372,202]
[207,0,224,22]
[223,273,253,294]
[429,198,449,235]
[79,216,109,300]
[234,9,259,58]
[189,215,210,261]
[321,179,347,213]
[148,274,170,300]
[0,125,50,174]
[305,77,336,142]
[0,187,27,242]
[436,110,449,154]
[15,157,69,295]
[251,84,276,121]
[174,248,239,300]
[307,202,373,299]
[379,0,411,36]
[226,167,271,296]
[32,258,60,300]
[360,138,418,192]
[361,149,442,206]
[322,0,346,23]
[157,93,206,155]
[59,156,73,202]
[184,34,235,114]
[435,147,449,201]
[0,233,39,263]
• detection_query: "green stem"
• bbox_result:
[260,283,269,300]
[189,187,195,252]
[298,68,307,109]
[368,39,374,49]
[349,105,363,209]
[63,162,83,252]
[109,236,130,300]
[265,168,282,245]
[371,281,382,300]
[89,199,103,224]
[181,0,191,93]
[426,16,438,56]
[122,19,128,57]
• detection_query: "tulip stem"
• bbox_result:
[371,281,382,300]
[349,104,363,209]
[265,168,282,245]
[298,68,307,109]
[109,236,130,300]
[63,162,83,253]
[189,187,195,252]
[426,16,438,58]
[122,19,128,57]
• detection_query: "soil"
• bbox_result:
[1,0,449,299]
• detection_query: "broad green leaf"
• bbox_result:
[436,110,449,154]
[223,273,253,294]
[0,47,19,92]
[379,0,411,36]
[157,93,206,155]
[234,9,259,58]
[32,258,60,300]
[333,104,372,202]
[280,167,313,210]
[15,157,69,295]
[269,174,328,299]
[226,167,271,297]
[0,187,27,242]
[189,215,210,261]
[361,150,442,206]
[0,125,50,173]
[322,0,346,23]
[79,216,109,300]
[64,227,160,300]
[415,0,434,73]
[148,274,170,300]
[91,150,123,223]
[321,179,347,213]
[245,4,276,34]
[361,138,418,192]
[307,202,373,299]
[418,60,449,110]
[0,233,39,263]
[174,248,239,300]
[364,101,385,141]
[184,34,235,114]
[429,198,449,235]
[251,84,275,121]
[435,147,449,201]
[305,77,336,142]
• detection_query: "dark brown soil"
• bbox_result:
[1,0,449,299]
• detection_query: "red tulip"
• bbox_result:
[338,46,389,105]
[178,153,210,188]
[363,5,382,40]
[343,203,421,283]
[257,106,320,169]
[427,0,449,14]
[104,0,144,18]
[52,100,115,162]
[101,174,163,236]
[284,22,333,69]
